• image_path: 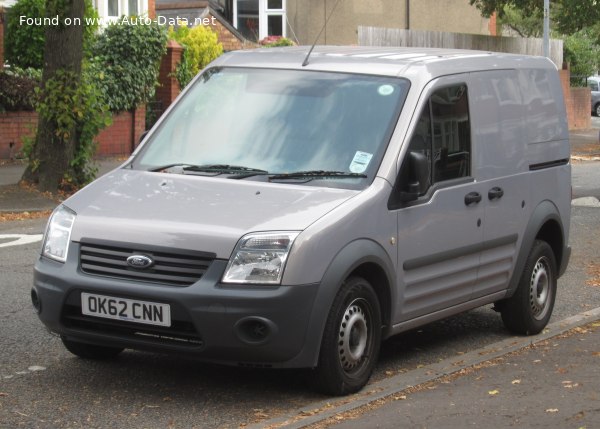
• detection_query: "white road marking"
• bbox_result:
[0,234,43,248]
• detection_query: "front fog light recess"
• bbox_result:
[42,205,76,262]
[222,232,300,284]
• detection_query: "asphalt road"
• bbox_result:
[1,162,599,428]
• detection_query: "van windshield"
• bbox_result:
[133,67,409,189]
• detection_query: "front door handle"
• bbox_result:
[488,187,504,200]
[464,192,482,206]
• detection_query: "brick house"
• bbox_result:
[201,0,493,45]
[155,0,255,51]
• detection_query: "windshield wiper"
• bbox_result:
[269,170,367,181]
[150,163,268,176]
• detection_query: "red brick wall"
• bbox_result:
[147,0,156,19]
[156,40,183,116]
[209,13,257,51]
[0,111,38,159]
[559,69,592,130]
[0,106,145,160]
[95,105,146,156]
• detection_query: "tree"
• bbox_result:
[469,0,600,36]
[5,0,46,69]
[22,0,85,192]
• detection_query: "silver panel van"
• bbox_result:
[33,47,571,395]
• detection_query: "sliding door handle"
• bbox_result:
[464,192,482,206]
[488,187,504,200]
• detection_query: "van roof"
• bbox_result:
[213,46,558,82]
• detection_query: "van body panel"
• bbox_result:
[283,178,396,286]
[66,170,358,259]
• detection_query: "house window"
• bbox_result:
[128,0,139,15]
[107,0,119,17]
[233,0,286,41]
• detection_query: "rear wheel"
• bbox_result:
[315,276,382,395]
[61,337,124,360]
[500,240,557,335]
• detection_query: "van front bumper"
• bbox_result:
[32,247,321,368]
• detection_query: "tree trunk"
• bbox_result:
[22,0,85,193]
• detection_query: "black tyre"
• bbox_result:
[500,240,557,335]
[315,276,382,396]
[61,337,124,360]
[595,103,600,117]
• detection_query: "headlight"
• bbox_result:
[222,232,300,284]
[42,205,76,263]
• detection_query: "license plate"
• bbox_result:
[81,293,171,327]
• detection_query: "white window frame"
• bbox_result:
[103,0,146,22]
[233,0,286,41]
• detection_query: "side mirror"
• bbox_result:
[399,151,430,202]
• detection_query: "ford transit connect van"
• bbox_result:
[33,47,571,395]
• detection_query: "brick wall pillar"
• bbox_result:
[559,65,591,130]
[488,11,498,36]
[147,0,156,19]
[156,40,183,115]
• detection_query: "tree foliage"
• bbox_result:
[5,0,45,69]
[90,21,168,112]
[469,0,600,35]
[169,25,223,89]
[5,0,99,69]
[564,30,600,83]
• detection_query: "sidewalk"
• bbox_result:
[329,321,600,428]
[0,158,124,213]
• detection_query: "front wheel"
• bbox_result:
[500,240,557,335]
[315,276,382,396]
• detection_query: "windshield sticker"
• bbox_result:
[378,84,395,96]
[349,151,373,173]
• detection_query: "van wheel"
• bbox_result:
[500,240,557,335]
[595,103,600,117]
[315,276,381,396]
[61,337,124,360]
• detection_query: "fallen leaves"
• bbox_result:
[0,210,52,223]
[585,263,600,287]
[545,408,559,413]
[511,379,521,385]
[488,389,500,396]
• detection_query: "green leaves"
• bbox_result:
[169,25,223,89]
[89,21,168,112]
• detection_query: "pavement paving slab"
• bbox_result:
[326,321,600,429]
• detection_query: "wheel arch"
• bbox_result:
[506,200,568,298]
[285,239,396,368]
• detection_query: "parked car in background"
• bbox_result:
[589,76,600,116]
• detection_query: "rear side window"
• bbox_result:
[407,84,471,188]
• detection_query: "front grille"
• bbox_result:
[80,241,214,286]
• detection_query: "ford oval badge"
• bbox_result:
[126,254,154,269]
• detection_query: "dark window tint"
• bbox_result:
[430,85,471,182]
[401,84,471,196]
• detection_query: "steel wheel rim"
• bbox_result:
[338,298,370,373]
[529,256,552,320]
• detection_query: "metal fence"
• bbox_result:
[358,27,563,67]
